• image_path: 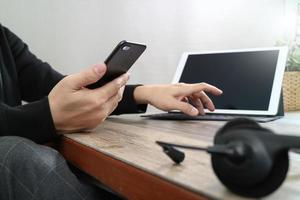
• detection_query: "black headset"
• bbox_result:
[156,118,300,198]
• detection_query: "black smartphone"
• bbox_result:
[87,40,146,89]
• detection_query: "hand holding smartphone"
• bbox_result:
[87,40,146,89]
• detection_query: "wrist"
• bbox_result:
[48,97,62,134]
[133,85,151,104]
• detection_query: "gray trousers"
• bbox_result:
[0,136,122,200]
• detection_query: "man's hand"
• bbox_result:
[133,83,222,116]
[48,63,129,133]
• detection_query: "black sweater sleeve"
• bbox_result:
[0,98,58,143]
[0,26,63,143]
[111,85,147,115]
[3,26,64,101]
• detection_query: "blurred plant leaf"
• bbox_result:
[276,40,300,71]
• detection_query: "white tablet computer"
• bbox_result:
[172,47,288,116]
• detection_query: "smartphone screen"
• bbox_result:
[87,40,146,89]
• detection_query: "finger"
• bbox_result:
[194,92,216,111]
[189,96,205,115]
[118,86,125,102]
[93,73,130,100]
[69,64,107,89]
[181,96,189,102]
[176,83,222,96]
[103,92,121,116]
[168,98,199,116]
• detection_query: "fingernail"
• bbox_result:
[191,107,199,115]
[117,76,127,85]
[125,72,130,81]
[94,64,105,75]
[116,78,123,85]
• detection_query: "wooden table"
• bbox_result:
[57,113,300,200]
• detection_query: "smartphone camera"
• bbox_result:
[122,46,131,51]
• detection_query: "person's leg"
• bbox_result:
[0,136,118,200]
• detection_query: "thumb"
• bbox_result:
[169,98,199,116]
[70,64,107,89]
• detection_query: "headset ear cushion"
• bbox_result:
[213,118,288,198]
[215,118,261,142]
[215,151,289,198]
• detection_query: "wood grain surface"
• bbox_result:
[60,113,300,200]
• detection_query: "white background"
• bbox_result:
[0,0,289,84]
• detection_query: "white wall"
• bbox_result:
[285,0,300,41]
[0,0,286,84]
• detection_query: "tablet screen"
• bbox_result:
[179,51,279,111]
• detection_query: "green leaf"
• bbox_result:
[291,48,300,64]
